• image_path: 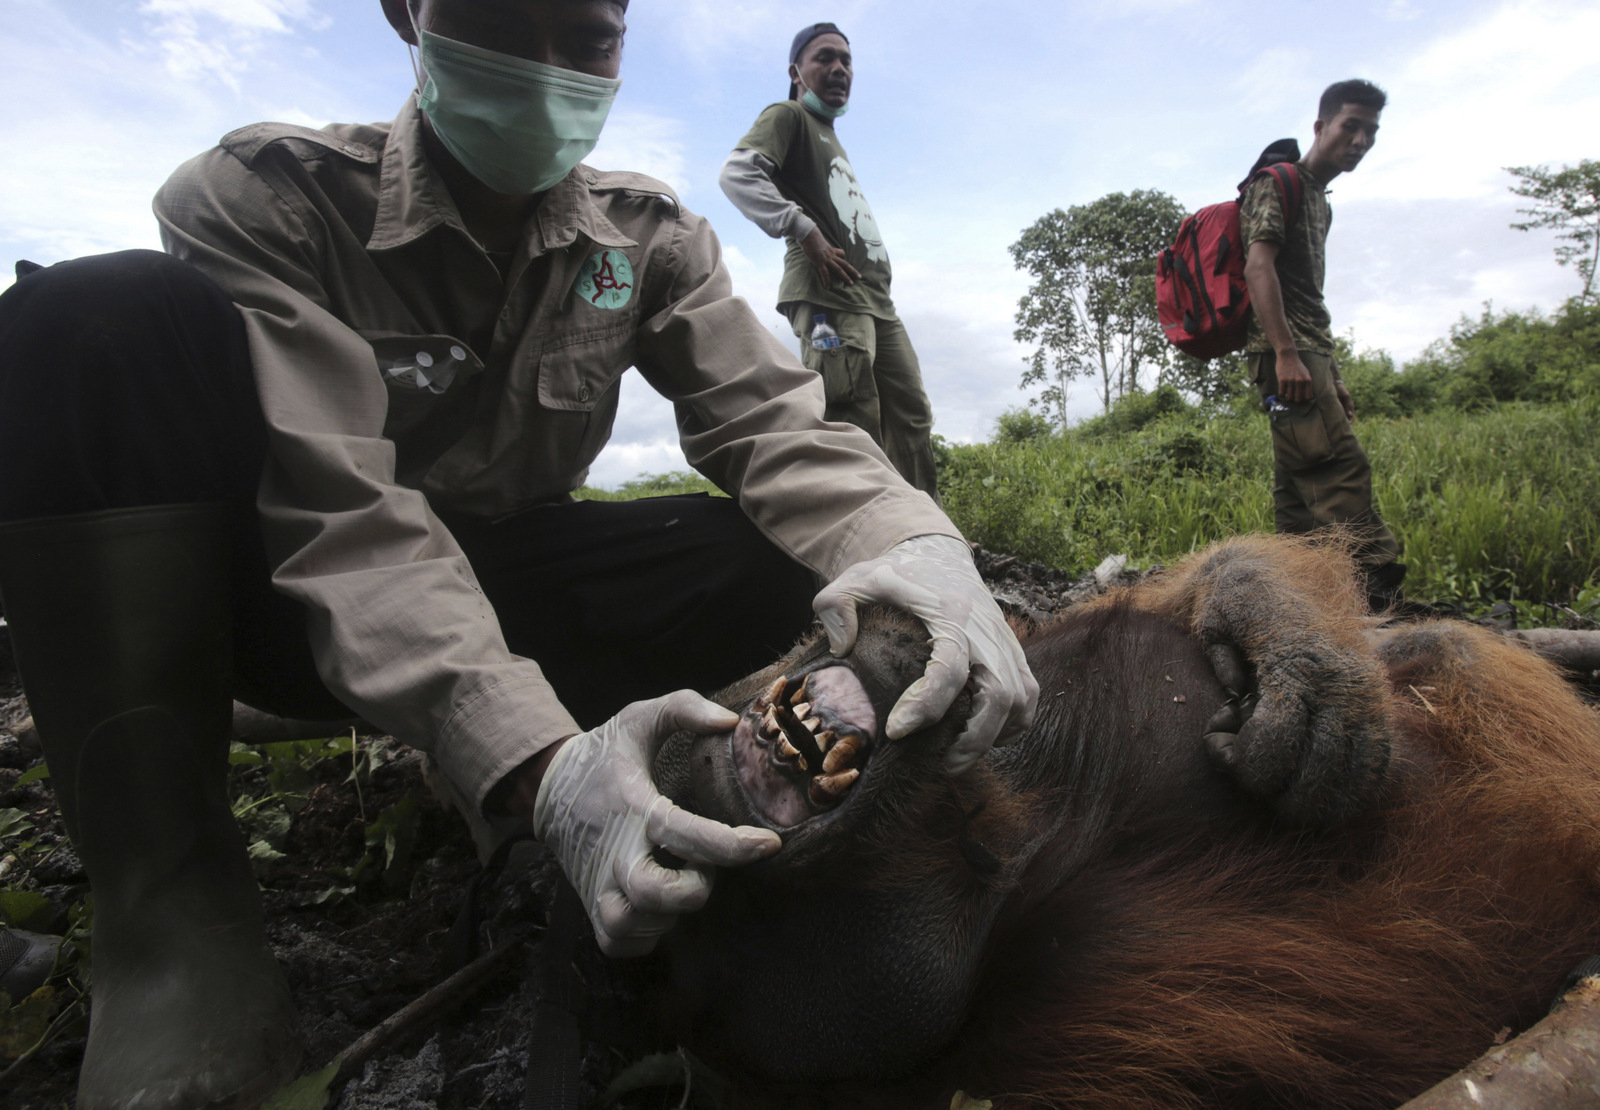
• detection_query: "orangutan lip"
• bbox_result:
[731,666,877,831]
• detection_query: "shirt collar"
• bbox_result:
[367,96,636,256]
[367,95,468,253]
[534,166,636,255]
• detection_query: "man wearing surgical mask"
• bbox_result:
[720,23,941,502]
[0,1,1035,1103]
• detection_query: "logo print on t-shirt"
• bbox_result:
[827,157,887,263]
[574,250,635,310]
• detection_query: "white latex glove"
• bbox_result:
[812,534,1039,773]
[531,691,782,957]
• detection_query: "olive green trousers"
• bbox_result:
[786,303,940,504]
[1249,349,1400,570]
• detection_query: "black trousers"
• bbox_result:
[0,251,816,729]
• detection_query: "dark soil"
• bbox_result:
[0,548,1595,1110]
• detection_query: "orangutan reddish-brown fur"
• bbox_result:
[652,534,1600,1109]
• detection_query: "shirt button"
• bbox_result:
[342,144,361,156]
[578,384,592,402]
[450,345,467,362]
[415,350,434,368]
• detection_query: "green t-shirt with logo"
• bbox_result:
[735,100,896,320]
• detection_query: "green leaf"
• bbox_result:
[0,985,60,1061]
[362,792,420,891]
[14,763,49,786]
[0,808,34,838]
[262,1056,343,1110]
[0,890,52,931]
[602,1052,688,1102]
[247,840,287,865]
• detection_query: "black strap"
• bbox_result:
[442,830,541,975]
[523,880,588,1110]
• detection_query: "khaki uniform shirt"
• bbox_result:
[1240,161,1335,356]
[154,96,953,813]
[734,101,896,321]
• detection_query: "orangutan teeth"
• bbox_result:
[755,677,787,712]
[822,732,861,774]
[809,768,859,803]
[777,738,801,761]
[788,677,810,706]
[791,702,812,719]
[815,729,835,753]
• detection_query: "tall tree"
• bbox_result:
[1507,159,1600,304]
[1010,190,1187,420]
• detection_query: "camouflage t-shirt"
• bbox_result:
[734,100,896,320]
[1240,161,1334,356]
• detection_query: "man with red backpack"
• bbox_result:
[1241,78,1404,606]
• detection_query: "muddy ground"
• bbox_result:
[0,549,1594,1110]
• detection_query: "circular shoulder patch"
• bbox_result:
[574,249,635,310]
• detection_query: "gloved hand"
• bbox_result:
[532,691,782,957]
[812,533,1038,774]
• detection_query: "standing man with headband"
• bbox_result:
[720,22,942,502]
[0,1,1034,1104]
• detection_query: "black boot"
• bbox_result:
[0,504,299,1109]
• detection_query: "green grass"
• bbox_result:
[937,398,1600,609]
[573,402,1600,613]
[574,470,725,501]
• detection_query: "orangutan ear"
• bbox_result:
[379,0,418,46]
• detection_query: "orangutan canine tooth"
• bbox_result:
[823,733,861,774]
[756,677,787,711]
[760,706,778,737]
[809,768,860,803]
[789,677,810,706]
[774,702,828,772]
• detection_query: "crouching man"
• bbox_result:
[0,1,1036,1105]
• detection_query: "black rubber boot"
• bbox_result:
[0,504,300,1109]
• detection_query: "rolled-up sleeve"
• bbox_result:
[156,148,577,813]
[718,149,816,243]
[632,210,958,580]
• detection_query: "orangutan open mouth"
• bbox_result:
[731,666,877,830]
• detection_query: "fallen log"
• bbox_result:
[1397,974,1600,1109]
[1507,629,1600,678]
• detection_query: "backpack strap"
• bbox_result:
[1254,162,1305,231]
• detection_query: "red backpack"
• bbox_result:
[1157,148,1304,360]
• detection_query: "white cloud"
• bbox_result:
[138,0,327,89]
[586,109,692,198]
[1232,47,1318,117]
[1357,0,1600,202]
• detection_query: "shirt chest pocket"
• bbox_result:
[535,323,636,413]
[362,332,485,438]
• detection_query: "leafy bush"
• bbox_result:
[576,470,725,501]
[1075,383,1193,438]
[993,407,1055,444]
[1400,300,1600,410]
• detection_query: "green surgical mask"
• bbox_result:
[799,79,848,120]
[414,29,621,195]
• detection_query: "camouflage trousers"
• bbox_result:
[785,303,940,504]
[1249,349,1400,570]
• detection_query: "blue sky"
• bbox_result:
[3,0,1597,486]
